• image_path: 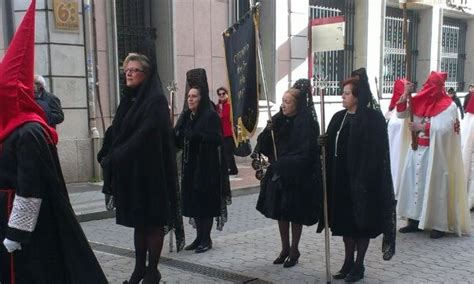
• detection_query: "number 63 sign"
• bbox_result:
[53,0,79,31]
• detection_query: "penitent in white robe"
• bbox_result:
[397,103,471,235]
[387,111,410,199]
[460,112,474,209]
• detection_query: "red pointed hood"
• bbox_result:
[388,78,408,111]
[411,71,452,117]
[0,0,58,144]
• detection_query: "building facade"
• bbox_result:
[1,0,473,183]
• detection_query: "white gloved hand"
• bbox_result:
[3,238,22,253]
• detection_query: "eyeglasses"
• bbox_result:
[123,68,144,74]
[218,92,227,96]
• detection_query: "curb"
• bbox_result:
[76,184,261,223]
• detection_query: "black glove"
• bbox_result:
[100,155,111,168]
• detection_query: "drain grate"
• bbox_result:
[90,242,271,283]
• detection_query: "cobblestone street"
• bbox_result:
[80,192,474,283]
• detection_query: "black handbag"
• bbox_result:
[233,139,252,157]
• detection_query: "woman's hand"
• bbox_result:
[317,134,328,146]
[100,155,111,168]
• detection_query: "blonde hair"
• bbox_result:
[122,53,151,74]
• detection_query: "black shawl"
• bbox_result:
[175,68,231,230]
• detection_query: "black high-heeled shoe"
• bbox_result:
[344,264,365,282]
[143,268,161,284]
[195,240,212,253]
[273,252,289,264]
[184,238,201,251]
[333,261,354,279]
[123,267,146,284]
[283,251,300,268]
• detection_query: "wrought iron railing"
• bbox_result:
[309,0,354,96]
[441,18,466,91]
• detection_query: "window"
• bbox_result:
[382,7,418,94]
[309,0,354,96]
[115,0,155,95]
[441,18,466,91]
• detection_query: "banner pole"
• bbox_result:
[251,2,277,160]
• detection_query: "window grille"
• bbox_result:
[441,18,466,91]
[309,0,354,96]
[383,7,418,94]
[115,0,155,95]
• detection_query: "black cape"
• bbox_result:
[256,109,323,226]
[319,108,396,259]
[0,122,107,284]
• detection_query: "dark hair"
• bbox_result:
[448,87,455,93]
[216,86,228,95]
[342,77,360,97]
[188,85,202,94]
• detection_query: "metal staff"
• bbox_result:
[166,80,178,252]
[251,1,277,160]
[167,80,177,126]
[375,77,382,101]
[314,75,331,283]
[402,1,418,150]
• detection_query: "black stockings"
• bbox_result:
[128,226,164,284]
[195,218,213,245]
[342,237,370,266]
[277,221,302,258]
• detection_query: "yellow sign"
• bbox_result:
[53,0,79,31]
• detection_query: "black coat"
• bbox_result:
[0,122,107,284]
[98,72,185,250]
[34,90,64,127]
[99,92,182,227]
[320,109,395,241]
[175,109,231,221]
[256,109,322,226]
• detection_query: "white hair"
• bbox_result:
[34,75,47,89]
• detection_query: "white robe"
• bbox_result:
[397,103,471,235]
[460,112,474,209]
[387,111,410,199]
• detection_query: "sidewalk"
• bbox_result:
[83,192,474,283]
[68,162,259,221]
[71,162,474,283]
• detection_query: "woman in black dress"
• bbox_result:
[98,51,184,284]
[175,68,231,253]
[321,69,396,282]
[256,81,322,268]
